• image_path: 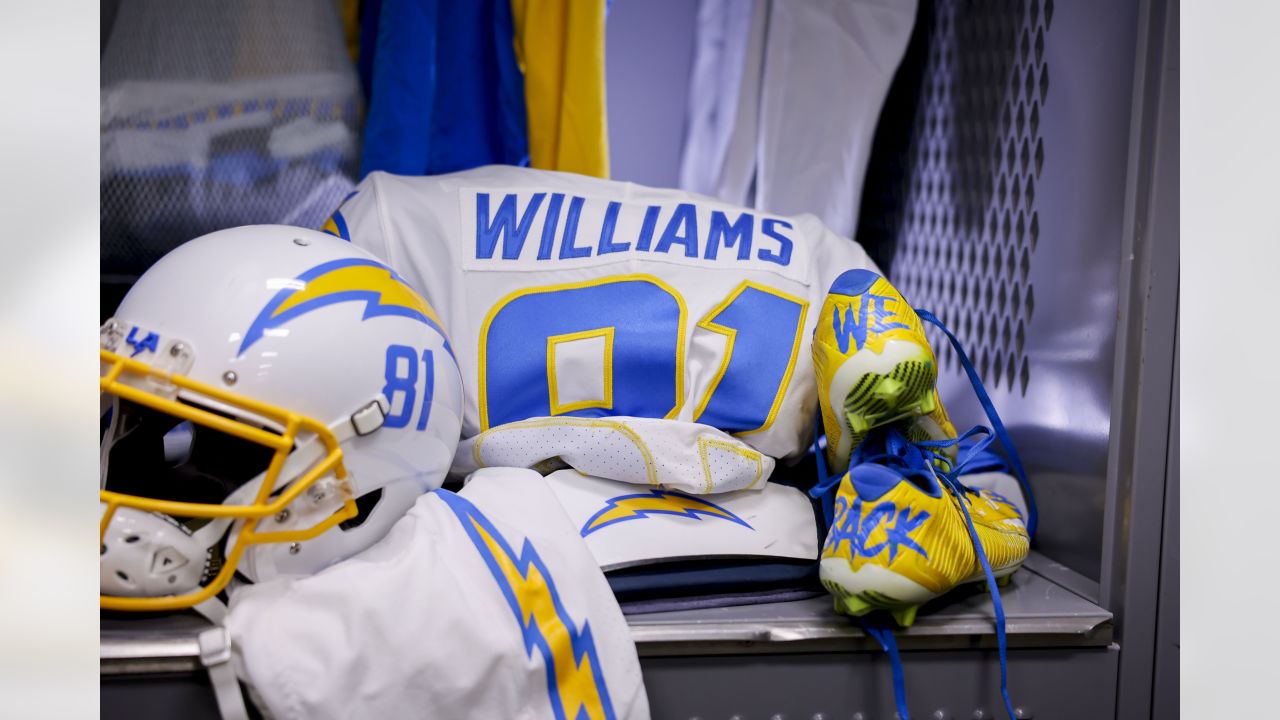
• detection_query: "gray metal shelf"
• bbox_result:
[631,559,1111,657]
[102,553,1110,678]
[101,556,1115,719]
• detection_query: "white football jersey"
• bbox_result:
[328,165,879,460]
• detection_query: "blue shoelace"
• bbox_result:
[915,308,1037,540]
[808,307,1035,719]
[862,617,910,717]
[906,428,1019,719]
[812,427,1020,720]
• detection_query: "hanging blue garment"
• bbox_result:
[356,0,383,98]
[359,0,529,178]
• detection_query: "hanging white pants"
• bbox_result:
[680,0,918,239]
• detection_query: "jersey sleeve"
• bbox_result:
[320,174,392,263]
[801,214,884,296]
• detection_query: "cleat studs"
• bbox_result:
[918,392,938,414]
[874,378,905,401]
[891,605,920,627]
[846,411,873,433]
[839,595,875,617]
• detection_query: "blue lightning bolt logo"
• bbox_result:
[580,489,754,537]
[439,491,616,720]
[319,191,357,240]
[239,258,452,357]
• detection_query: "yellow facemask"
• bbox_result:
[100,347,357,612]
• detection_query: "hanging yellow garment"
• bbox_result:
[511,0,610,178]
[340,0,361,63]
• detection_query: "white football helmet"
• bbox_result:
[100,225,464,612]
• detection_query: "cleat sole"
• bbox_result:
[965,565,1023,593]
[819,337,943,470]
[841,357,937,443]
[819,558,938,628]
[836,595,874,617]
[891,605,919,628]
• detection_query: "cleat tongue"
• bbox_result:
[891,605,919,628]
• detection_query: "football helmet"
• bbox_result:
[100,226,464,612]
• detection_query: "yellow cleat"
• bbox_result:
[817,432,1029,627]
[813,269,956,475]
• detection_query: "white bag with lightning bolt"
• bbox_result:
[226,468,650,720]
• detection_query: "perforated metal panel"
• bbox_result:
[862,0,1051,395]
[859,0,1139,583]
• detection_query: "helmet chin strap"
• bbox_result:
[197,623,249,720]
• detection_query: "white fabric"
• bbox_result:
[962,471,1030,524]
[678,0,917,239]
[336,165,881,462]
[678,0,765,203]
[226,468,649,720]
[456,416,775,495]
[710,0,770,207]
[542,470,817,571]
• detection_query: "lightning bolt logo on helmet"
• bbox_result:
[239,257,453,357]
[581,489,753,537]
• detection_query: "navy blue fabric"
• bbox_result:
[356,0,383,98]
[604,559,819,603]
[359,0,528,178]
[618,588,824,616]
[600,458,825,605]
